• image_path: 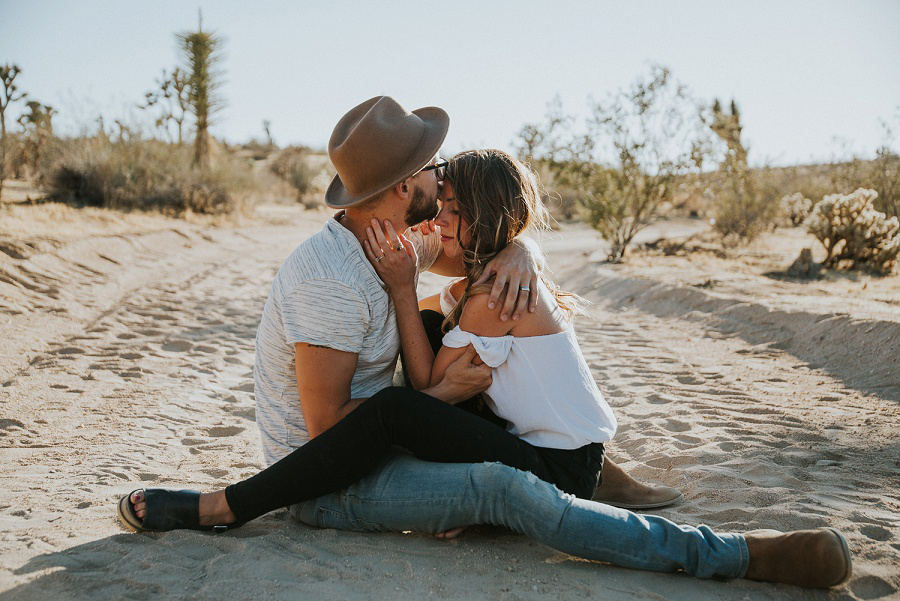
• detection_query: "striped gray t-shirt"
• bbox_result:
[254,215,441,465]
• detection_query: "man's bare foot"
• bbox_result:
[434,526,467,540]
[130,489,236,526]
[592,459,683,510]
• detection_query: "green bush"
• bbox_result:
[45,134,254,214]
[517,67,707,261]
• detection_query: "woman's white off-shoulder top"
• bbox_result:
[442,325,617,450]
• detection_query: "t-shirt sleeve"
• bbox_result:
[281,279,369,353]
[406,227,442,273]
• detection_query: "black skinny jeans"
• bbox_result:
[225,311,605,524]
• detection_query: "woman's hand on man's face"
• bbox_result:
[363,219,419,294]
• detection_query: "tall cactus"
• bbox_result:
[1,64,27,143]
[177,11,223,169]
[711,98,747,167]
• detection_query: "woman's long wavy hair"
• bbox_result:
[442,149,584,332]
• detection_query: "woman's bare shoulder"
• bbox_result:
[458,293,515,337]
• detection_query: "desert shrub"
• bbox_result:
[780,192,813,226]
[0,134,23,199]
[711,169,779,244]
[269,146,332,208]
[806,188,900,274]
[708,100,779,243]
[871,146,900,218]
[45,134,254,214]
[517,67,708,261]
[825,117,900,218]
[270,147,315,194]
[827,155,900,219]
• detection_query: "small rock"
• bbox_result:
[786,248,821,278]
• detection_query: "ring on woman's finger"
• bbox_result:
[394,244,404,252]
[375,254,385,263]
[519,286,530,292]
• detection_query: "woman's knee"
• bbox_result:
[365,387,430,420]
[368,386,421,405]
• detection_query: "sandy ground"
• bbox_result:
[0,200,898,600]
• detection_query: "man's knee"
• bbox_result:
[465,462,522,497]
[467,462,570,506]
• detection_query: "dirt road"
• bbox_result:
[1,211,897,600]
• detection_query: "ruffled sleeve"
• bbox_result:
[441,326,513,368]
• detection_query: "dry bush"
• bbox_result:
[269,146,332,208]
[518,67,708,261]
[710,167,779,244]
[522,160,580,222]
[806,188,900,274]
[824,117,900,218]
[45,134,255,214]
[708,100,779,243]
[0,135,23,200]
[780,192,813,226]
[826,155,900,218]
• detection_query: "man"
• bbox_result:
[251,96,850,588]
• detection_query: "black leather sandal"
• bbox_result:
[117,488,240,533]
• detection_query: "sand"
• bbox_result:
[0,202,898,600]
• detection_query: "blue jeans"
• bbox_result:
[290,454,749,580]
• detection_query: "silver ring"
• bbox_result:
[519,286,530,291]
[394,244,404,252]
[375,254,384,263]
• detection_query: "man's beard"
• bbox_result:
[404,184,439,226]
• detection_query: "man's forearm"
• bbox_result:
[307,397,366,439]
[428,234,543,279]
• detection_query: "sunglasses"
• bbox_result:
[419,159,449,181]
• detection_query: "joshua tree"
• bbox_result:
[1,64,26,142]
[17,100,55,177]
[263,120,273,147]
[711,98,747,166]
[1,64,27,198]
[177,11,224,169]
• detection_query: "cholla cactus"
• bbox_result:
[780,192,812,226]
[806,188,900,273]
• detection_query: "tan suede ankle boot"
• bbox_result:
[744,527,852,588]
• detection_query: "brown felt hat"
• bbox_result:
[325,96,450,208]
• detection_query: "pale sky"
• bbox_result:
[2,0,898,167]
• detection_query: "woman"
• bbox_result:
[362,148,616,498]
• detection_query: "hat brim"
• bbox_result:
[325,106,450,209]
